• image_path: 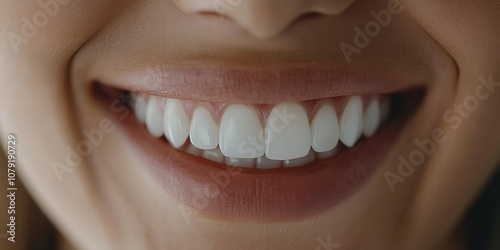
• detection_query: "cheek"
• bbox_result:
[401,0,500,73]
[1,0,129,62]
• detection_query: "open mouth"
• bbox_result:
[93,64,424,221]
[131,93,391,167]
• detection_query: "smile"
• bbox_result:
[94,63,424,221]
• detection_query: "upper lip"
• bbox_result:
[97,61,423,104]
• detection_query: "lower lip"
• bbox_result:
[95,86,408,222]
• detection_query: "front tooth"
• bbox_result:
[202,147,225,163]
[340,96,363,147]
[134,95,147,123]
[265,103,311,160]
[311,103,340,152]
[363,99,381,138]
[164,99,190,148]
[225,157,255,168]
[256,156,281,169]
[145,96,164,138]
[190,107,219,150]
[219,105,265,158]
[283,149,315,167]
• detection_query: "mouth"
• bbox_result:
[93,63,424,221]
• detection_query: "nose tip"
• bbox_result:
[174,0,357,39]
[222,1,305,39]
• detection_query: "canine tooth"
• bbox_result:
[265,103,311,160]
[219,105,265,158]
[363,99,381,137]
[311,103,340,152]
[340,96,363,147]
[202,148,225,163]
[145,96,164,138]
[283,149,315,167]
[256,156,281,169]
[190,107,219,150]
[225,157,255,168]
[134,95,147,123]
[164,99,190,148]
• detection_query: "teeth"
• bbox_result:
[164,99,191,148]
[219,105,265,158]
[265,103,311,160]
[311,103,340,152]
[256,156,282,169]
[283,149,315,167]
[137,94,391,168]
[190,107,219,150]
[363,98,381,138]
[134,95,147,123]
[145,96,164,138]
[339,96,363,147]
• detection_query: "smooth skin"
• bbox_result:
[1,0,500,249]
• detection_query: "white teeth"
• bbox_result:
[202,147,225,163]
[311,103,340,152]
[363,99,381,138]
[138,94,390,168]
[219,105,265,158]
[134,95,147,123]
[256,156,281,169]
[190,107,219,150]
[225,157,255,168]
[164,99,191,148]
[265,103,311,160]
[145,96,164,138]
[339,96,363,147]
[283,149,315,167]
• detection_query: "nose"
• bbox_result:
[173,0,357,39]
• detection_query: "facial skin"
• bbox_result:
[1,0,499,249]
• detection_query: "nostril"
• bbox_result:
[197,11,232,22]
[299,12,326,21]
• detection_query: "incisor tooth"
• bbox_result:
[265,103,311,160]
[190,107,219,150]
[219,105,265,158]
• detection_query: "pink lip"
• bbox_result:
[112,109,405,221]
[97,62,421,104]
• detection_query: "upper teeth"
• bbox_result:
[135,95,389,168]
